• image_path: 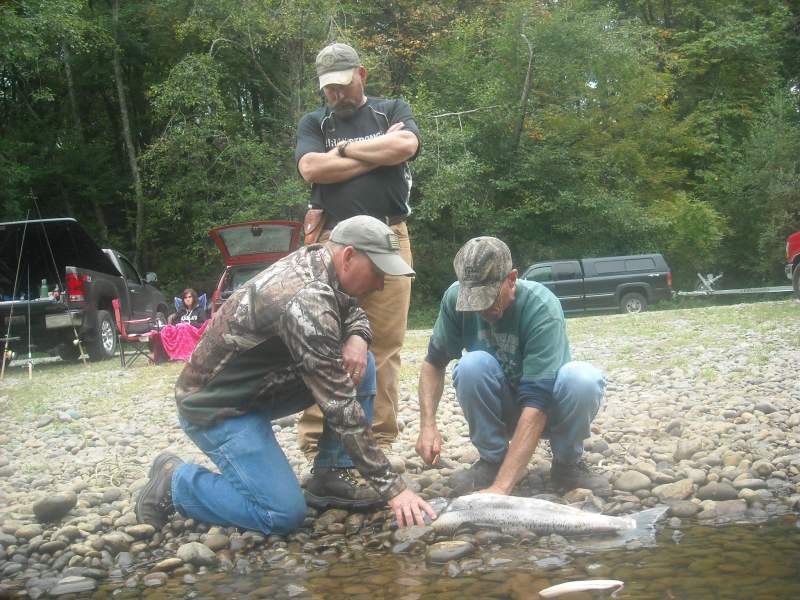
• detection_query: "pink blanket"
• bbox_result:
[157,321,208,362]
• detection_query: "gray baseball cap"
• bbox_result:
[316,43,361,89]
[453,237,513,311]
[330,215,415,277]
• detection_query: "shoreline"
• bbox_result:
[1,300,799,596]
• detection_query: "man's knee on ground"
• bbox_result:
[265,493,307,535]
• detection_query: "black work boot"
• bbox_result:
[550,459,611,497]
[445,458,501,496]
[304,468,383,510]
[135,452,184,529]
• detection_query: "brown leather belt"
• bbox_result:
[324,215,406,234]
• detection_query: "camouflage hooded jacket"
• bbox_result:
[175,245,405,500]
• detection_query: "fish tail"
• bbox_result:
[620,505,669,546]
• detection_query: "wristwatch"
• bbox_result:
[338,140,351,158]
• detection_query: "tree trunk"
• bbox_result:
[111,0,145,268]
[63,40,109,241]
[511,33,535,156]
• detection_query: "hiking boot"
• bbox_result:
[135,452,183,529]
[304,468,383,511]
[445,458,501,496]
[550,459,611,497]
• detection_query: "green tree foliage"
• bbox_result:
[2,0,798,302]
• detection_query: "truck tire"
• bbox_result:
[793,265,800,300]
[57,340,82,362]
[155,311,167,329]
[621,292,647,314]
[87,309,117,361]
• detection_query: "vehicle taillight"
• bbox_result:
[65,271,88,302]
[667,271,673,288]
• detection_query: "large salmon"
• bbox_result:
[427,493,667,545]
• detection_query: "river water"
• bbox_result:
[99,515,800,600]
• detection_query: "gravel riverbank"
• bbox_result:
[1,300,798,597]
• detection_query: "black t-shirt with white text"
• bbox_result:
[294,97,421,228]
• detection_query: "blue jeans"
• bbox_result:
[452,351,605,466]
[172,353,376,535]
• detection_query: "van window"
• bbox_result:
[554,262,581,281]
[625,258,656,271]
[527,266,553,282]
[117,255,141,285]
[595,260,625,274]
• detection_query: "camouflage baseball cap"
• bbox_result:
[453,237,513,311]
[330,215,415,277]
[315,43,361,89]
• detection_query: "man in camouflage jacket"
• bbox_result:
[136,216,435,534]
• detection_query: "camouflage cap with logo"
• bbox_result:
[315,43,361,89]
[453,237,513,311]
[330,215,415,277]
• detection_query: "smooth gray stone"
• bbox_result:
[674,439,704,460]
[614,470,652,492]
[123,524,155,540]
[697,481,739,501]
[33,492,78,523]
[733,478,767,490]
[176,541,217,567]
[203,533,230,551]
[143,572,168,587]
[391,525,435,544]
[101,532,134,554]
[38,540,67,554]
[48,576,97,596]
[426,540,474,564]
[668,501,701,518]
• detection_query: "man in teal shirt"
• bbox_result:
[415,237,610,496]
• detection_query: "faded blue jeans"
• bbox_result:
[452,351,605,466]
[171,353,376,535]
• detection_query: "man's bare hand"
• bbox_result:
[415,425,443,466]
[342,335,368,385]
[388,489,437,528]
[386,121,405,133]
[477,485,507,495]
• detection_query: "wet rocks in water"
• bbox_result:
[48,576,97,596]
[427,540,475,563]
[697,499,747,521]
[33,491,77,523]
[143,572,169,587]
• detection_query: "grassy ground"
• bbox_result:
[2,299,797,424]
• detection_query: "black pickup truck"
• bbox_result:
[521,254,673,314]
[0,218,169,361]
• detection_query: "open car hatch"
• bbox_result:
[208,220,302,266]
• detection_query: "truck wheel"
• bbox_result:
[793,265,800,300]
[621,292,647,314]
[87,309,117,361]
[57,340,82,362]
[155,311,167,329]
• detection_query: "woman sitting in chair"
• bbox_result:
[168,288,208,328]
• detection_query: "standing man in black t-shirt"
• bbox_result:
[295,43,420,491]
